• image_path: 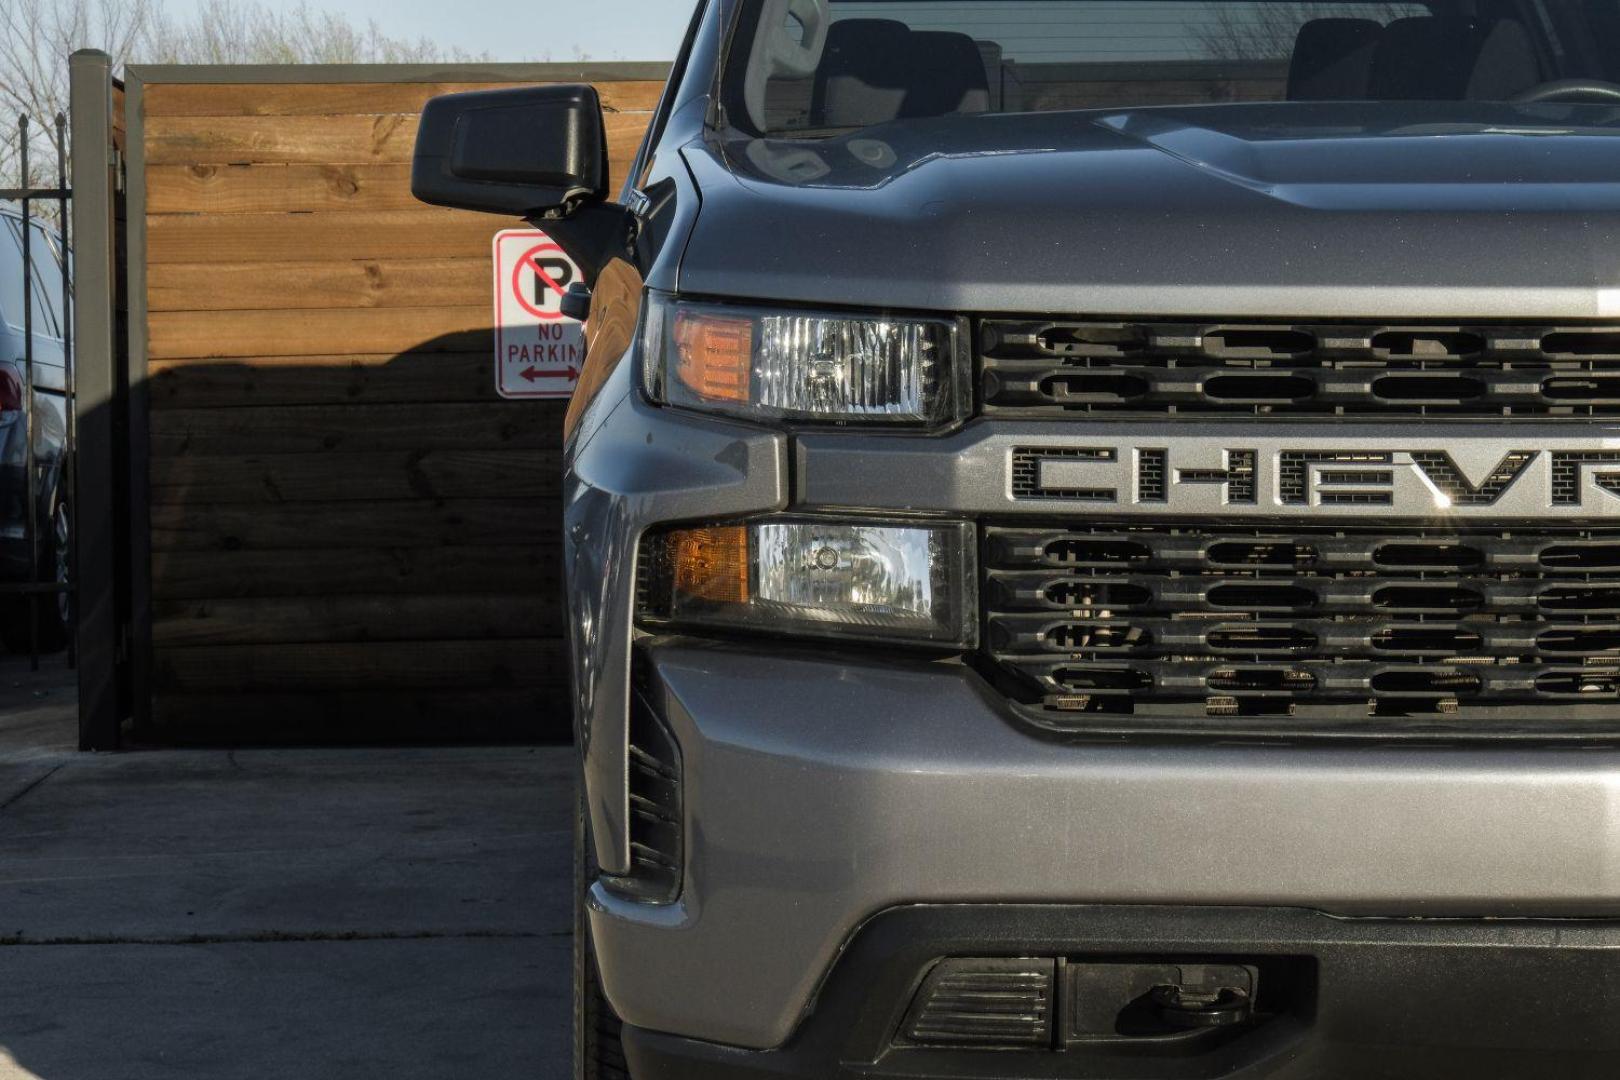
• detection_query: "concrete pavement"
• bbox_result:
[0,656,575,1079]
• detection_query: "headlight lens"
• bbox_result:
[640,519,976,647]
[643,296,962,425]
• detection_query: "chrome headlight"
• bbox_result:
[642,295,964,426]
[640,518,977,648]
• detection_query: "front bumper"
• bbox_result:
[590,640,1620,1051]
[620,903,1620,1079]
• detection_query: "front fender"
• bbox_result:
[563,356,787,873]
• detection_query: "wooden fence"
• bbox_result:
[122,63,667,740]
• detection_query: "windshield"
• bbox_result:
[723,0,1620,135]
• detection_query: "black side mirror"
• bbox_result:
[412,84,609,217]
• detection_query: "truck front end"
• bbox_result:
[562,1,1620,1076]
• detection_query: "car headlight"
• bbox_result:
[641,295,964,425]
[639,518,976,647]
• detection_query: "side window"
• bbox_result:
[0,221,26,333]
[27,224,64,339]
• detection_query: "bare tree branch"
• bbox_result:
[0,0,493,193]
[0,0,154,191]
[138,1,487,65]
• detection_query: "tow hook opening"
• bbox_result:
[1147,975,1254,1031]
[1071,960,1271,1044]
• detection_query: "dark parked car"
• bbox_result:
[420,1,1620,1076]
[0,209,71,653]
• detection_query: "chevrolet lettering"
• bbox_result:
[1011,440,1620,513]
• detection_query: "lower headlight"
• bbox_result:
[639,519,976,647]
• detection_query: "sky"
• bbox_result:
[161,0,699,61]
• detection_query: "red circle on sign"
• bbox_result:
[511,242,571,321]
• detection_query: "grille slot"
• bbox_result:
[985,524,1620,733]
[1204,373,1316,401]
[981,319,1620,417]
[1371,329,1486,358]
[604,687,684,904]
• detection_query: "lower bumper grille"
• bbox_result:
[984,523,1620,736]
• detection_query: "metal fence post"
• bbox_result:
[19,115,39,671]
[69,49,125,751]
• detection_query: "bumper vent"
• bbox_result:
[606,687,684,904]
[981,320,1620,418]
[902,958,1056,1048]
[984,523,1620,735]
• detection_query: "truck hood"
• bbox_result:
[678,101,1620,319]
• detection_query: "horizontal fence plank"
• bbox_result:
[144,112,651,170]
[152,593,560,646]
[150,498,560,551]
[149,257,490,311]
[151,687,571,741]
[146,208,511,265]
[146,112,419,164]
[149,350,491,369]
[146,163,422,215]
[151,544,561,600]
[150,401,565,455]
[153,638,567,692]
[143,80,665,117]
[151,449,561,503]
[149,305,493,359]
[149,352,500,408]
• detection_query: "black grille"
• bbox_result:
[984,524,1620,736]
[981,320,1620,418]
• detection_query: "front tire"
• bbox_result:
[575,789,630,1080]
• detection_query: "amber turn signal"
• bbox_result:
[673,310,753,404]
[670,526,750,605]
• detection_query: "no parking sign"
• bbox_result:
[493,229,585,399]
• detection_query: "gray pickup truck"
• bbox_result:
[413,1,1620,1076]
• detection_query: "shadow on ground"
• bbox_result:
[0,659,574,1079]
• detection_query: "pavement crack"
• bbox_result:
[0,762,65,813]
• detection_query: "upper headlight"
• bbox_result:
[641,295,964,425]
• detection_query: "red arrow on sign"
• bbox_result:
[521,366,580,382]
